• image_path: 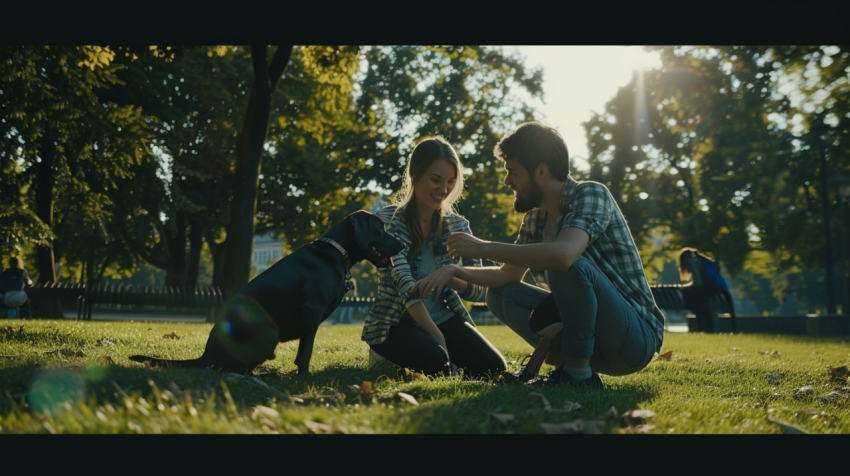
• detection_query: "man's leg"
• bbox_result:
[547,257,656,377]
[485,282,548,347]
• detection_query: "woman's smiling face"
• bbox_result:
[414,158,457,215]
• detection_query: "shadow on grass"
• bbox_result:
[0,358,657,433]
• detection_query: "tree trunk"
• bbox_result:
[186,222,203,287]
[164,211,188,286]
[34,132,63,319]
[220,45,293,295]
[208,236,226,290]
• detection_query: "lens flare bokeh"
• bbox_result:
[27,368,86,415]
[214,294,279,364]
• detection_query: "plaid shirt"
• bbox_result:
[362,205,487,345]
[516,176,665,351]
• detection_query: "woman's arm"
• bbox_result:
[406,302,449,361]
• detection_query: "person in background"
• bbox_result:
[677,247,737,332]
[0,257,32,318]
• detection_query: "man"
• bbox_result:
[413,122,664,388]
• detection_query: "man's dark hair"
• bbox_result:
[494,122,570,180]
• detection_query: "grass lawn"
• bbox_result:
[0,319,848,434]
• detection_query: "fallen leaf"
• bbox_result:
[361,381,373,398]
[303,420,345,434]
[630,409,656,419]
[487,413,515,427]
[621,409,655,428]
[622,424,656,434]
[413,372,426,380]
[163,332,181,340]
[397,392,419,406]
[657,351,673,361]
[827,365,848,380]
[551,401,582,413]
[251,405,279,420]
[98,354,117,365]
[758,351,780,355]
[527,393,552,411]
[541,419,604,434]
[766,373,780,382]
[793,386,815,398]
[767,416,808,434]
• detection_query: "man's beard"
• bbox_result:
[513,178,543,213]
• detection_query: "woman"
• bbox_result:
[677,248,737,333]
[361,137,507,378]
[1,257,32,318]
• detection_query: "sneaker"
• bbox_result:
[533,368,605,389]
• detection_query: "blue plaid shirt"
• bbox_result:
[515,176,665,352]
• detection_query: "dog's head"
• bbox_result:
[348,210,404,268]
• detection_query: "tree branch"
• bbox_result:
[268,45,294,90]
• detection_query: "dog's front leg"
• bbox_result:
[295,306,323,377]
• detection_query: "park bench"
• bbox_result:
[648,254,737,333]
[22,282,225,321]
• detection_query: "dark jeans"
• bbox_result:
[369,314,507,379]
[486,256,656,376]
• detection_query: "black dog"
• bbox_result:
[129,211,403,376]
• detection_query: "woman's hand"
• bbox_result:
[413,264,457,302]
[447,232,489,260]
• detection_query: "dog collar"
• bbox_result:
[318,237,351,277]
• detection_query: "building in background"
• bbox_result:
[252,234,285,275]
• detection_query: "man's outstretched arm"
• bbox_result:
[448,227,590,272]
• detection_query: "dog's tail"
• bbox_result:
[128,355,204,368]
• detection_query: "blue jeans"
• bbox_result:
[486,257,656,376]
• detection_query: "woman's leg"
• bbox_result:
[546,257,656,376]
[439,316,507,379]
[369,318,453,376]
[485,282,549,347]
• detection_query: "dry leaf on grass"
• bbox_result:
[620,409,656,432]
[541,419,604,434]
[163,332,181,340]
[656,351,673,361]
[794,386,815,398]
[527,393,552,411]
[303,420,345,434]
[767,416,808,434]
[758,351,780,355]
[251,405,279,420]
[827,365,848,380]
[397,392,419,406]
[487,413,516,428]
[361,381,373,398]
[98,354,117,365]
[766,374,780,382]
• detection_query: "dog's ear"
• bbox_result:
[352,213,371,249]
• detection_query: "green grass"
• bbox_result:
[0,320,848,434]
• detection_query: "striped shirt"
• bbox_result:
[362,205,487,345]
[515,176,665,352]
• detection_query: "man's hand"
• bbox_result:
[413,265,458,302]
[447,232,489,260]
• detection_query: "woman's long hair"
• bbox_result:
[391,136,465,256]
[677,247,716,282]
